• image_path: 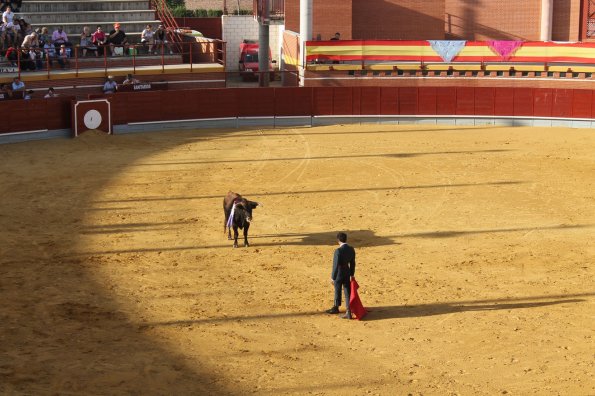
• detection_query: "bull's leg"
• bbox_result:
[232,225,239,248]
[243,224,250,247]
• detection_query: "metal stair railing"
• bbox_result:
[150,0,183,53]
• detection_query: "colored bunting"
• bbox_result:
[487,40,524,60]
[428,40,467,62]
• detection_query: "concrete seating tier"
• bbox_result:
[19,0,161,46]
[22,11,157,25]
[22,0,151,12]
[24,22,161,41]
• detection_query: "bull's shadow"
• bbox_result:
[254,229,397,248]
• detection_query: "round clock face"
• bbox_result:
[83,109,102,130]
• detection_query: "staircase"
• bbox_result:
[19,0,162,44]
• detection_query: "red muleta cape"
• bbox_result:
[349,279,367,320]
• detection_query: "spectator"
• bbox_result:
[21,31,39,48]
[44,87,58,98]
[0,0,9,12]
[141,24,154,54]
[11,16,21,44]
[0,22,8,48]
[58,44,69,68]
[0,83,12,99]
[107,22,128,56]
[19,46,36,71]
[154,25,173,55]
[32,46,43,69]
[122,73,140,85]
[11,0,21,12]
[5,44,17,65]
[103,75,117,94]
[18,17,32,35]
[91,25,107,56]
[2,5,13,25]
[43,41,56,67]
[330,32,341,64]
[39,26,51,46]
[52,26,72,52]
[24,89,33,99]
[11,76,24,91]
[79,26,98,57]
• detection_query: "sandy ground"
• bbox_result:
[0,124,594,395]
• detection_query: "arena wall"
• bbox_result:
[3,86,595,142]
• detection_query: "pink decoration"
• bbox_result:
[488,41,524,61]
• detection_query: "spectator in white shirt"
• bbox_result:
[2,6,14,25]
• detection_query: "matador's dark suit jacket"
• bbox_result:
[332,243,356,283]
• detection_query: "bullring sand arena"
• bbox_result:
[1,124,594,395]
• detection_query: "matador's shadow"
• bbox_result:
[364,298,586,321]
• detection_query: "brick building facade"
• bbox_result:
[284,0,583,41]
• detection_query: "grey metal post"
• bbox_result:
[258,0,270,87]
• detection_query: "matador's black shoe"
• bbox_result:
[340,313,352,320]
[325,306,339,314]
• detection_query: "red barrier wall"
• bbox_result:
[106,86,595,121]
[0,97,73,134]
[3,87,595,136]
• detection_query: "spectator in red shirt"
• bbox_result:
[91,25,107,56]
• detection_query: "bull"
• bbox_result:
[223,191,261,248]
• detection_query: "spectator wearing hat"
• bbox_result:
[154,24,173,55]
[103,75,117,94]
[107,23,129,56]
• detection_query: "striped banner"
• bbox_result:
[305,40,595,64]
